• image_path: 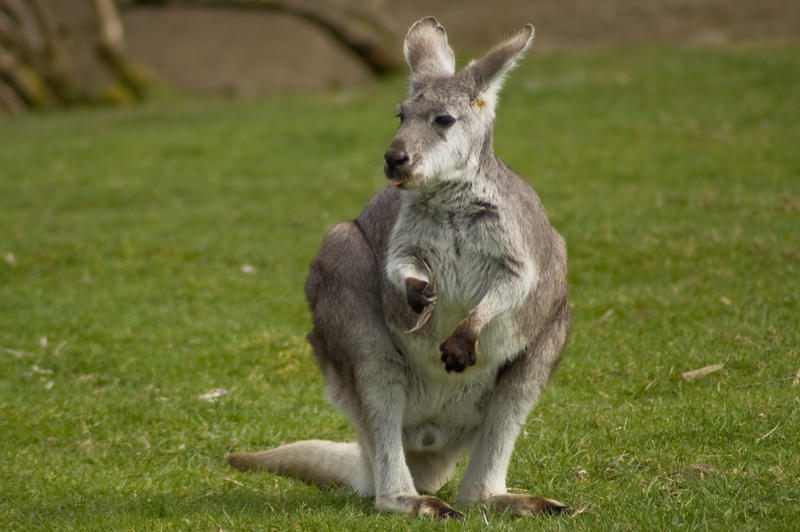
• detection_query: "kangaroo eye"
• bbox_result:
[434,115,456,127]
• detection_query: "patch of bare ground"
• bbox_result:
[121,0,800,94]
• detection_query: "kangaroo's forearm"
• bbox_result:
[385,253,431,295]
[439,264,536,372]
[467,262,536,336]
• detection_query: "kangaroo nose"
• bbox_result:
[384,149,410,169]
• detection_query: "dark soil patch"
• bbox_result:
[122,1,800,94]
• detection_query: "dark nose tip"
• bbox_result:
[384,149,410,169]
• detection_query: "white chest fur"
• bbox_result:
[383,182,532,447]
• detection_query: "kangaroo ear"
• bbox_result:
[464,25,534,117]
[403,17,456,84]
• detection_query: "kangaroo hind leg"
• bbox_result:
[306,221,460,518]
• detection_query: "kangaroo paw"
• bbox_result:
[484,493,570,517]
[405,277,436,314]
[404,275,437,333]
[439,328,477,372]
[377,495,463,519]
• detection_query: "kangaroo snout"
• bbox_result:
[384,141,414,187]
[384,147,409,170]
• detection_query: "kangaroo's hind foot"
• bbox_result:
[484,493,570,517]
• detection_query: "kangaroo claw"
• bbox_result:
[405,256,437,333]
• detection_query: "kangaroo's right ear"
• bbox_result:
[403,17,456,86]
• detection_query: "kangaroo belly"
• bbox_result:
[400,375,488,453]
[396,326,518,454]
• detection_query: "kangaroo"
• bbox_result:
[227,17,570,519]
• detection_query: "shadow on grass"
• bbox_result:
[15,484,578,528]
[15,486,376,528]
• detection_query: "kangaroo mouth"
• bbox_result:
[384,162,420,189]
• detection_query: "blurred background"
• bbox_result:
[2,0,799,112]
[3,3,800,529]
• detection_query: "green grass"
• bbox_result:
[2,44,799,530]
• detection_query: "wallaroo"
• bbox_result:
[228,17,571,519]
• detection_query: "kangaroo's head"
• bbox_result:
[384,17,534,190]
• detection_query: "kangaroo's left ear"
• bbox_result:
[463,24,534,117]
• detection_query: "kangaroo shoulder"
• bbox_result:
[356,186,403,257]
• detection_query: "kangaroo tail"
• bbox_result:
[227,440,362,490]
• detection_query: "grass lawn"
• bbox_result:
[1,44,799,530]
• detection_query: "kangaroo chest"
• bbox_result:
[389,191,508,312]
[380,183,539,453]
[386,189,519,407]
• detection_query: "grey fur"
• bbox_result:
[228,17,570,519]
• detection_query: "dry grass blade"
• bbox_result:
[682,363,724,383]
[595,308,614,324]
[756,423,780,444]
